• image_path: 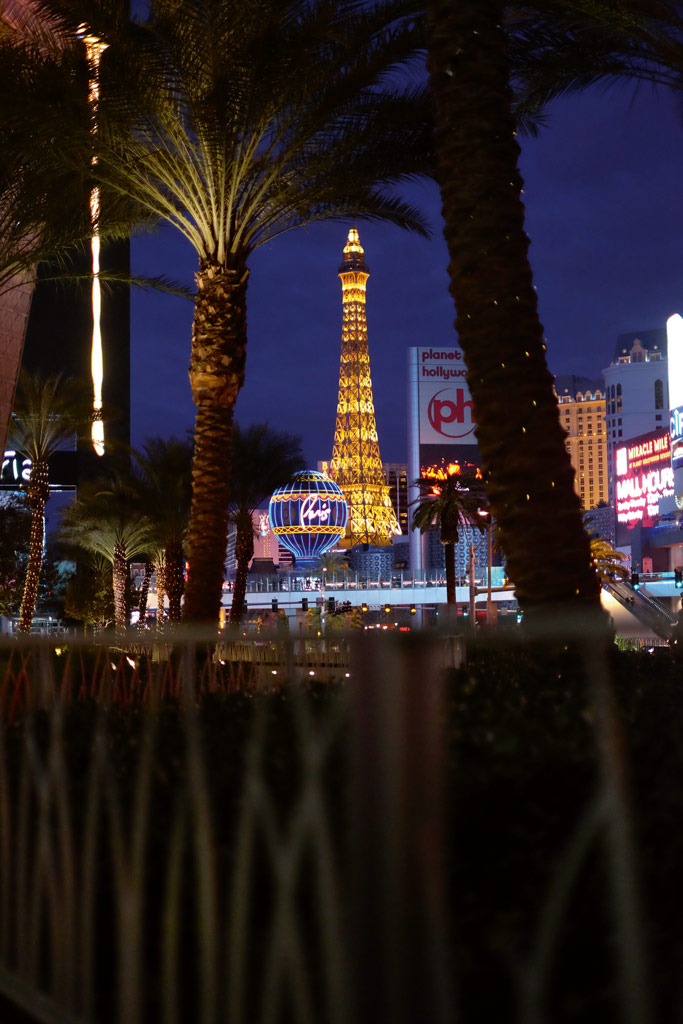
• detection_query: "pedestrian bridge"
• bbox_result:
[222,574,517,613]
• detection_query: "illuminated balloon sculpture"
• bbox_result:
[269,470,348,566]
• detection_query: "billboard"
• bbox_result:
[408,346,479,477]
[615,429,673,532]
[408,346,480,573]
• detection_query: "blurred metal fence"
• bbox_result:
[0,625,653,1024]
[0,630,455,1024]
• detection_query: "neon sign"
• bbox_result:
[1,450,31,485]
[300,495,330,525]
[615,429,673,526]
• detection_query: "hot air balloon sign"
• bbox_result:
[268,470,348,565]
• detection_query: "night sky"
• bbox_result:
[130,83,683,469]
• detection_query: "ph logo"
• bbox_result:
[427,388,475,438]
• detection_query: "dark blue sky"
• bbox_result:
[130,83,683,468]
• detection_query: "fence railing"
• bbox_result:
[0,624,661,1024]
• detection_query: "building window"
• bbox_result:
[655,379,664,409]
[616,383,622,412]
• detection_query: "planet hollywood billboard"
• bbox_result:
[407,346,479,477]
[615,428,673,540]
[407,346,480,573]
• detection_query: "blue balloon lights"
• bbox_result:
[269,470,348,566]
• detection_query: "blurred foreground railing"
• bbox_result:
[0,623,663,1024]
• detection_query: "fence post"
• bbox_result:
[349,632,453,1024]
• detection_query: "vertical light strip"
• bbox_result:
[79,27,108,456]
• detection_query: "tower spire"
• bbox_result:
[329,228,400,546]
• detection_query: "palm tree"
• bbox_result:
[423,0,683,621]
[423,1,602,620]
[63,552,115,632]
[131,436,193,622]
[9,370,93,633]
[59,476,154,632]
[311,551,351,583]
[590,537,629,587]
[411,471,486,604]
[228,423,305,623]
[0,12,155,455]
[42,0,433,626]
[509,2,683,126]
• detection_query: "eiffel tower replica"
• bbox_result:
[328,227,400,547]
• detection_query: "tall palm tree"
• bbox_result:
[423,1,601,620]
[9,370,93,633]
[41,0,433,626]
[59,476,154,631]
[131,436,193,621]
[411,471,486,604]
[423,0,683,621]
[228,423,305,623]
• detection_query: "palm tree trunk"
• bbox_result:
[230,514,255,623]
[444,542,456,604]
[165,540,185,622]
[112,541,127,632]
[17,460,49,634]
[184,257,250,625]
[425,0,599,616]
[156,560,166,625]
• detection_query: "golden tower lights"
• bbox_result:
[329,228,400,547]
[79,26,107,456]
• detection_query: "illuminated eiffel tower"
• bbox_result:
[328,228,400,547]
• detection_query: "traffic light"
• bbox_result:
[384,604,391,614]
[361,603,368,613]
[675,568,683,589]
[327,597,336,613]
[301,598,308,611]
[410,605,417,615]
[630,573,640,591]
[271,599,278,611]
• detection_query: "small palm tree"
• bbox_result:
[59,476,154,632]
[229,424,305,623]
[311,551,351,582]
[9,370,92,633]
[63,552,115,633]
[131,436,193,622]
[411,471,487,604]
[590,537,628,587]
